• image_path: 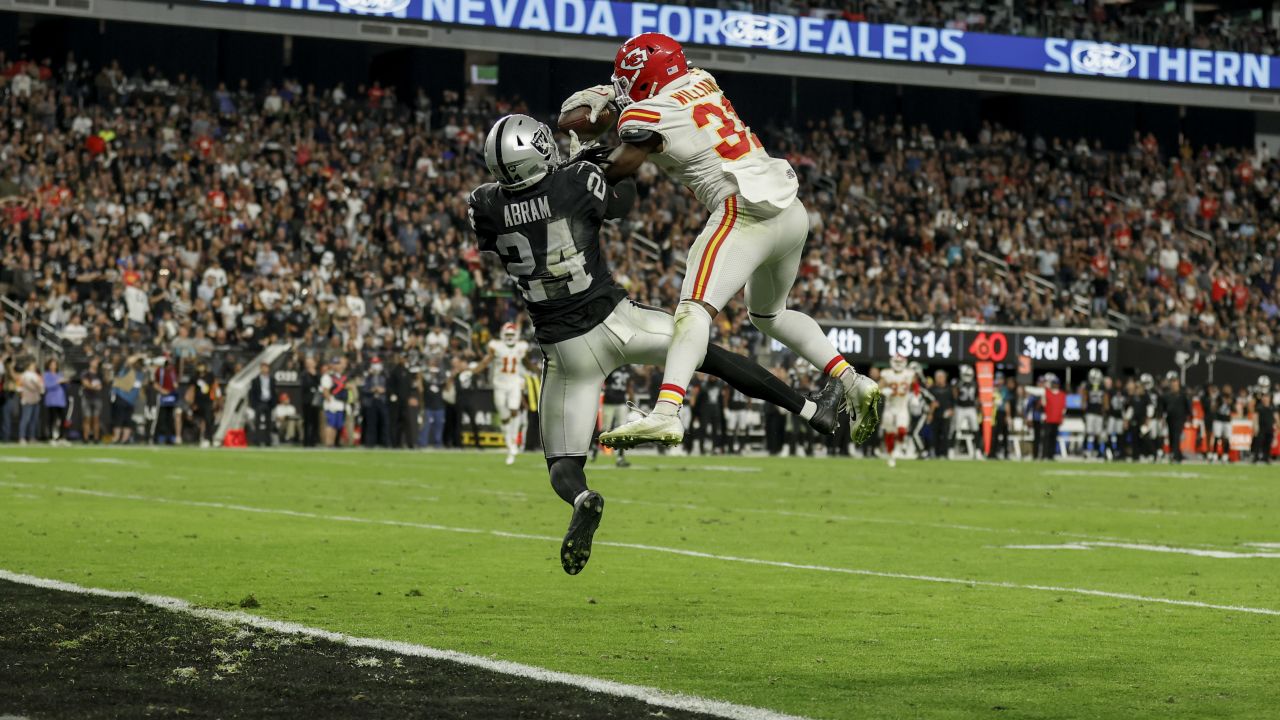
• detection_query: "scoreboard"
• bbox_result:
[776,321,1116,369]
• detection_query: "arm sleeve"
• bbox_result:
[466,188,498,252]
[605,178,636,220]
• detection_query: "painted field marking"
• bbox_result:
[6,481,1280,618]
[1003,542,1280,559]
[1041,469,1206,480]
[832,486,1253,519]
[0,570,809,720]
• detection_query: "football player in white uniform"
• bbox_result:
[563,33,881,451]
[880,355,915,468]
[475,322,530,465]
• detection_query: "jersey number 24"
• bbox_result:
[496,219,592,302]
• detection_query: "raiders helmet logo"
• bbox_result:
[619,47,649,71]
[530,125,554,160]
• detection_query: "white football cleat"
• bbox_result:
[599,409,684,449]
[505,452,516,466]
[843,372,883,446]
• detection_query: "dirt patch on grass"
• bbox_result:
[0,580,724,719]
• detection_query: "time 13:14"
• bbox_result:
[883,329,953,359]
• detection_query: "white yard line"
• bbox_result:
[0,570,808,720]
[5,481,1279,618]
[1001,542,1280,559]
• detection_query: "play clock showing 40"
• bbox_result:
[882,328,955,360]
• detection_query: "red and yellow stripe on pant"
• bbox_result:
[690,196,739,302]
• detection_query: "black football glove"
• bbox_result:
[566,142,616,169]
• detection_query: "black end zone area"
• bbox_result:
[0,580,725,719]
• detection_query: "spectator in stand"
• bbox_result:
[18,359,44,444]
[42,358,67,444]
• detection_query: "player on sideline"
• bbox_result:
[560,33,880,451]
[952,365,980,459]
[879,356,914,468]
[468,114,842,575]
[474,322,529,465]
[596,367,634,467]
[1080,368,1108,459]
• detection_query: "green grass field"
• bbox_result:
[2,447,1278,719]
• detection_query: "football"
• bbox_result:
[557,103,616,141]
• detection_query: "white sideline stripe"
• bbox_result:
[1002,542,1280,559]
[6,481,1280,618]
[0,570,807,720]
[1041,469,1206,480]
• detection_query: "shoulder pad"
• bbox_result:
[468,182,500,207]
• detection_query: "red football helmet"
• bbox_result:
[612,33,690,107]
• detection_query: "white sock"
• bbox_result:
[799,399,817,420]
[838,366,858,389]
[505,417,519,452]
[752,309,850,380]
[654,301,712,415]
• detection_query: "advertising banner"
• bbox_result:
[196,0,1280,90]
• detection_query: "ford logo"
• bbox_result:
[720,14,792,48]
[334,0,411,14]
[1071,43,1136,76]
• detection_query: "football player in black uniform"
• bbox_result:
[1208,384,1233,462]
[1253,377,1275,463]
[1128,373,1160,462]
[596,366,633,466]
[726,386,752,454]
[1106,376,1127,460]
[468,114,841,575]
[953,366,979,459]
[1081,368,1108,459]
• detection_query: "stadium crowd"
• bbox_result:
[0,50,1276,460]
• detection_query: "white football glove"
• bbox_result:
[567,130,584,158]
[560,85,615,123]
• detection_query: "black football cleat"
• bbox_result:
[807,379,842,435]
[561,491,605,575]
